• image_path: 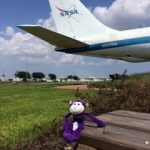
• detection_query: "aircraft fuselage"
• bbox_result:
[57,27,150,62]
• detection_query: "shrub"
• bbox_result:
[76,80,150,115]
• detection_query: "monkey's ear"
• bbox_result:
[85,102,89,107]
[69,100,73,105]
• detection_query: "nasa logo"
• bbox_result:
[56,5,79,18]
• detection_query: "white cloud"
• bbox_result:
[5,26,15,36]
[0,37,5,44]
[59,54,84,65]
[93,0,150,30]
[37,13,56,31]
[0,13,114,68]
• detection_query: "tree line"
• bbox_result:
[15,71,79,82]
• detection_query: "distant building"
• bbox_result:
[0,76,4,82]
[16,76,109,83]
[13,77,23,82]
[0,73,5,82]
[80,77,108,82]
[56,77,109,83]
[56,77,67,82]
[42,78,53,82]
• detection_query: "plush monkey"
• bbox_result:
[63,100,106,142]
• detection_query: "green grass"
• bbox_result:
[129,72,150,80]
[0,83,75,149]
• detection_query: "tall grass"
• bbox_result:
[0,83,75,149]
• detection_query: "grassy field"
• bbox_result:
[129,72,150,80]
[1,73,149,149]
[0,83,75,149]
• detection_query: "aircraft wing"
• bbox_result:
[17,25,88,48]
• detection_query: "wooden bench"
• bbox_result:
[79,110,150,150]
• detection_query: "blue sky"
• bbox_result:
[0,0,113,31]
[0,0,150,79]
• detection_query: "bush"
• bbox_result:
[88,81,109,88]
[76,80,150,115]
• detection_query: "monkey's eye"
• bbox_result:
[78,103,80,105]
[74,103,76,105]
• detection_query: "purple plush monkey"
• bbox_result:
[63,100,106,142]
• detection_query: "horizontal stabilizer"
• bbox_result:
[17,25,88,48]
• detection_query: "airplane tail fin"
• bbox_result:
[48,0,117,40]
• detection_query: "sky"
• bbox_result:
[0,0,150,79]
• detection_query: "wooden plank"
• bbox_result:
[96,114,150,133]
[80,125,150,150]
[108,110,150,121]
[77,144,96,150]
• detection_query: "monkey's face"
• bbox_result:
[70,101,85,115]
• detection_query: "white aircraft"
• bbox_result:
[17,0,150,62]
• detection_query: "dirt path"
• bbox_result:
[55,84,89,90]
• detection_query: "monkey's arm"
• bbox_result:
[85,112,106,127]
[63,113,73,131]
[64,112,72,123]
